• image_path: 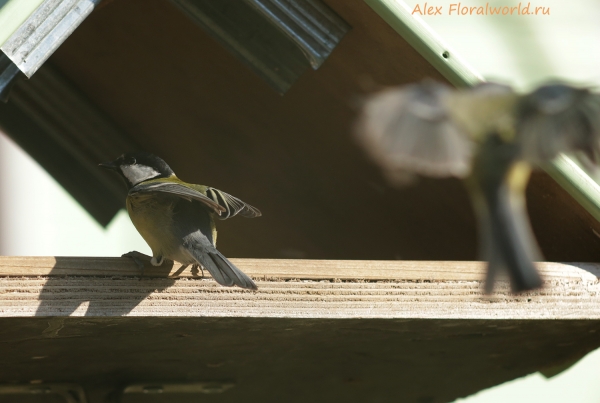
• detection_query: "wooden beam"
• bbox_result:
[0,316,596,403]
[0,257,599,319]
[0,257,599,402]
[1,256,599,280]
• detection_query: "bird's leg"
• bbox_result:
[151,255,165,266]
[191,264,205,278]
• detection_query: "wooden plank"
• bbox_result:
[1,256,599,280]
[0,258,598,401]
[0,257,599,319]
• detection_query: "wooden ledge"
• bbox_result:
[0,257,598,319]
[0,257,599,402]
[1,256,599,281]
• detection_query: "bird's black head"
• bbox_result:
[523,84,589,115]
[99,152,175,189]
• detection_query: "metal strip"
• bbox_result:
[245,0,350,69]
[0,64,139,226]
[0,383,87,403]
[169,0,350,93]
[364,0,482,87]
[1,0,101,78]
[364,0,600,223]
[0,52,21,102]
[122,382,235,395]
[170,0,307,93]
[544,155,600,223]
[0,0,45,47]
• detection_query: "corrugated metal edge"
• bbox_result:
[0,64,139,226]
[0,0,46,47]
[169,0,310,94]
[1,0,101,78]
[0,52,21,102]
[245,0,351,69]
[364,0,600,224]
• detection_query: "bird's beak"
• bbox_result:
[99,160,119,170]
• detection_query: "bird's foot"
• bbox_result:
[122,251,153,278]
[151,255,165,266]
[191,264,205,278]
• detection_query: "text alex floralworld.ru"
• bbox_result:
[412,2,550,16]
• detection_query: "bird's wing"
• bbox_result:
[129,180,226,216]
[206,187,262,219]
[356,80,473,182]
[516,84,600,163]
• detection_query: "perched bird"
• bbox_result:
[100,152,261,290]
[356,80,544,292]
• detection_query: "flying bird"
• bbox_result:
[355,80,579,292]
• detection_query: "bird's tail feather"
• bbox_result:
[480,185,542,293]
[190,248,257,290]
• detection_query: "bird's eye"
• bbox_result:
[126,157,137,165]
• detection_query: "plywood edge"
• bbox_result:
[0,257,599,319]
[0,256,599,281]
[0,274,599,319]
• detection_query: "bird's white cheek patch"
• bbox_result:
[122,165,161,185]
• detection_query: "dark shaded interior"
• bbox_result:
[3,0,600,261]
[0,317,599,403]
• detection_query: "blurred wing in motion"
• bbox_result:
[516,84,600,164]
[445,82,519,141]
[356,80,473,184]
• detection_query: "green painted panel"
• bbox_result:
[546,156,600,223]
[364,0,482,87]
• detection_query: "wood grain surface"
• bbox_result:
[0,257,598,319]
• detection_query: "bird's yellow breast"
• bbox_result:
[126,194,180,257]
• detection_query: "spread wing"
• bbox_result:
[516,84,600,163]
[129,181,226,216]
[206,187,262,219]
[356,80,473,183]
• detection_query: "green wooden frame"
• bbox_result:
[365,0,600,222]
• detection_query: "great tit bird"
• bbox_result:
[100,152,261,290]
[356,80,543,292]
